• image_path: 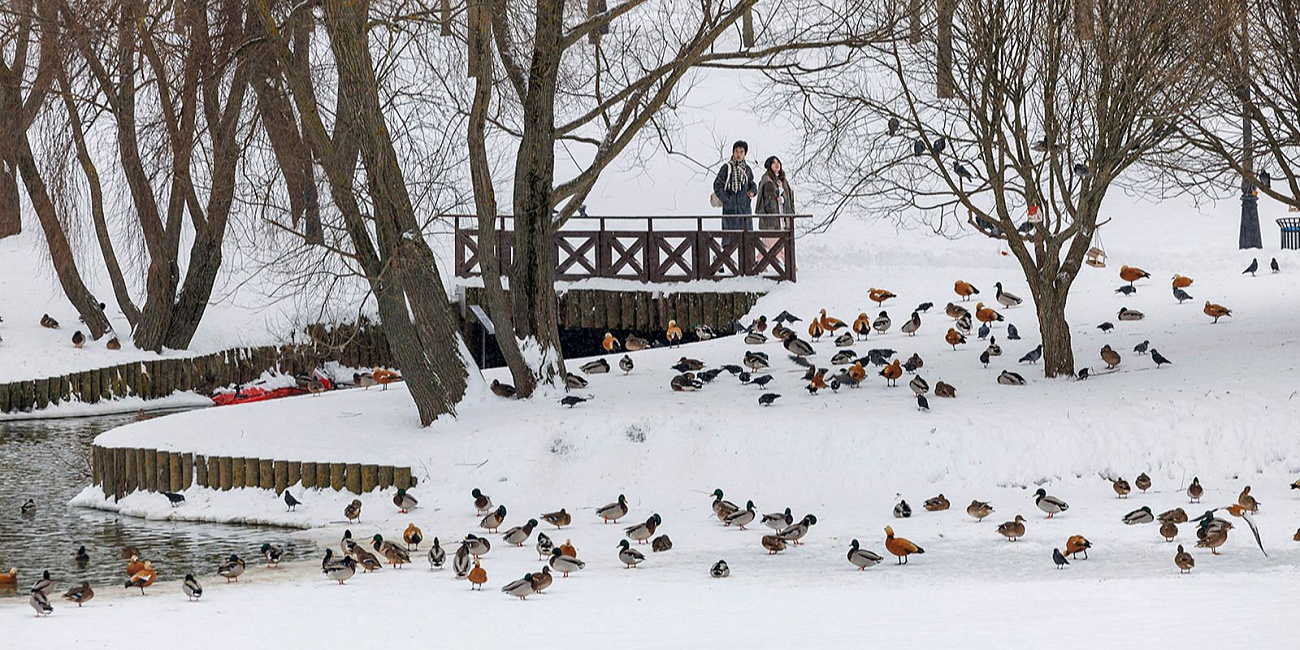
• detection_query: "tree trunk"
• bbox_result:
[0,154,19,238]
[1031,283,1075,378]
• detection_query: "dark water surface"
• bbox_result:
[0,411,313,597]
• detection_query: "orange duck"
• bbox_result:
[1064,535,1092,559]
[0,567,16,585]
[974,302,1004,324]
[879,359,903,387]
[125,561,156,595]
[884,526,925,564]
[848,361,867,384]
[945,328,966,350]
[852,313,872,340]
[1203,301,1231,324]
[1171,274,1193,289]
[601,332,621,352]
[559,539,578,558]
[807,318,825,341]
[1120,265,1150,286]
[954,280,980,301]
[666,320,683,345]
[373,368,402,389]
[868,288,896,306]
[819,309,847,331]
[126,555,146,577]
[467,559,487,590]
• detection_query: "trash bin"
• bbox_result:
[1280,217,1300,250]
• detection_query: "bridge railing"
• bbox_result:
[452,214,808,283]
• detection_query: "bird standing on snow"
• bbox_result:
[480,505,508,533]
[218,555,246,582]
[893,499,912,519]
[625,514,662,544]
[1018,345,1041,364]
[916,394,930,411]
[1064,535,1092,559]
[617,540,646,568]
[502,519,538,546]
[1006,323,1020,340]
[994,282,1022,309]
[884,526,924,564]
[998,370,1026,386]
[284,491,301,511]
[619,355,634,374]
[1136,473,1152,493]
[1034,489,1068,518]
[1173,286,1194,303]
[72,330,85,348]
[872,311,892,334]
[29,590,53,616]
[1120,265,1150,286]
[710,560,730,578]
[1175,545,1195,573]
[501,573,536,600]
[848,540,884,569]
[261,543,284,568]
[549,547,585,577]
[393,488,418,513]
[429,538,446,568]
[1112,477,1131,498]
[901,311,921,336]
[997,515,1027,541]
[1243,258,1258,276]
[344,499,362,523]
[967,500,994,522]
[1271,257,1279,273]
[1203,301,1232,323]
[1151,349,1172,368]
[1133,340,1149,355]
[1187,477,1204,503]
[1052,548,1069,570]
[778,515,818,545]
[183,573,205,598]
[1100,345,1121,369]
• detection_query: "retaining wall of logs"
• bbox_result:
[90,445,414,500]
[459,286,765,333]
[0,319,393,414]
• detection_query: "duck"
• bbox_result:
[502,519,538,546]
[530,566,554,594]
[744,350,771,371]
[354,545,383,572]
[468,560,488,590]
[218,555,246,582]
[923,494,950,512]
[934,381,956,398]
[771,323,793,340]
[1120,265,1151,286]
[73,545,90,565]
[904,352,925,372]
[125,560,157,594]
[559,538,578,558]
[884,526,924,564]
[1064,535,1092,559]
[1117,307,1144,322]
[452,544,471,578]
[724,501,757,530]
[1135,473,1152,493]
[901,311,921,336]
[1158,507,1189,524]
[954,280,980,301]
[710,560,731,578]
[372,368,401,389]
[183,573,206,598]
[617,539,646,568]
[695,324,716,341]
[666,320,683,345]
[880,359,903,386]
[463,533,491,558]
[994,282,1022,308]
[1160,521,1179,542]
[625,514,661,544]
[986,337,1002,358]
[126,554,146,577]
[602,332,621,352]
[761,535,787,555]
[597,494,629,523]
[392,488,418,513]
[945,328,966,350]
[1122,506,1154,525]
[540,508,571,529]
[428,537,446,568]
[673,356,705,372]
[894,499,913,518]
[848,362,868,385]
[30,590,53,616]
[998,370,1026,386]
[1238,486,1259,513]
[1203,301,1232,323]
[852,313,872,340]
[344,499,362,523]
[848,539,884,570]
[997,515,1027,541]
[762,507,793,531]
[619,355,634,373]
[72,330,85,348]
[480,505,508,533]
[945,302,970,320]
[354,372,378,389]
[967,500,994,522]
[651,535,673,552]
[1100,345,1121,369]
[1172,274,1193,288]
[261,543,284,568]
[872,311,892,334]
[0,567,17,585]
[820,309,847,331]
[472,488,493,515]
[580,358,610,374]
[29,570,54,596]
[501,573,535,600]
[711,489,739,520]
[782,332,815,357]
[20,498,35,515]
[549,547,586,577]
[625,335,650,351]
[403,523,423,550]
[831,349,857,365]
[908,375,929,396]
[1187,477,1204,503]
[1112,477,1131,498]
[40,313,60,329]
[1033,488,1068,518]
[750,315,769,333]
[746,331,769,345]
[778,514,817,545]
[1175,545,1195,573]
[974,302,1004,324]
[1196,522,1231,555]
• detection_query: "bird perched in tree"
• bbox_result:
[1119,265,1150,286]
[953,162,974,181]
[1187,477,1204,503]
[1174,545,1195,573]
[945,328,966,350]
[998,515,1027,541]
[1100,345,1121,369]
[1203,301,1232,324]
[1175,287,1197,303]
[1052,548,1070,569]
[1034,488,1068,518]
[887,116,901,135]
[884,526,924,564]
[954,280,980,301]
[1243,258,1259,276]
[912,138,925,156]
[1151,349,1171,368]
[998,370,1026,386]
[869,288,897,306]
[1064,535,1092,559]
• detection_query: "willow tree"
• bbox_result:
[773,0,1232,377]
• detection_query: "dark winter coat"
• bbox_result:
[713,159,757,223]
[755,172,794,229]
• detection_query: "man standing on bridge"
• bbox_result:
[713,140,757,234]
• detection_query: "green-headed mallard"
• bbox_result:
[617,539,645,568]
[597,494,629,523]
[472,488,493,515]
[480,505,508,533]
[218,555,246,582]
[502,519,538,546]
[30,569,54,595]
[1033,489,1068,518]
[761,535,787,555]
[453,544,471,578]
[502,573,534,599]
[778,514,817,545]
[540,508,571,529]
[260,543,283,568]
[428,537,446,569]
[724,501,757,530]
[997,515,1026,541]
[29,590,52,616]
[322,556,356,585]
[373,534,411,567]
[462,534,491,558]
[393,488,418,513]
[712,490,739,522]
[550,547,586,577]
[183,573,205,598]
[762,507,793,531]
[847,539,883,570]
[62,581,93,607]
[625,513,661,544]
[1122,506,1154,525]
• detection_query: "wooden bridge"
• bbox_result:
[454,214,806,283]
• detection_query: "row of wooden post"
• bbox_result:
[461,287,762,334]
[92,445,413,501]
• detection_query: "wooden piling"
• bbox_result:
[218,456,233,490]
[301,462,317,489]
[316,463,330,491]
[195,454,209,487]
[156,450,170,492]
[244,457,259,488]
[395,466,413,490]
[169,452,184,492]
[378,465,394,490]
[259,459,274,490]
[231,457,246,489]
[273,460,288,494]
[142,450,157,492]
[287,461,301,488]
[361,464,379,493]
[346,463,362,494]
[330,463,346,491]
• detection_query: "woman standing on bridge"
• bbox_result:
[755,156,795,230]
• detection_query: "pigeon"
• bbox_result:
[1259,170,1272,188]
[1243,258,1258,276]
[932,137,946,153]
[719,364,743,374]
[284,491,302,511]
[977,322,990,339]
[1173,287,1194,304]
[1133,340,1149,355]
[1151,349,1172,368]
[1018,345,1042,364]
[1052,548,1070,569]
[887,117,900,136]
[1072,163,1089,176]
[758,393,781,407]
[773,310,801,324]
[163,492,186,507]
[1271,257,1279,273]
[916,394,929,411]
[1006,324,1020,340]
[1076,368,1090,380]
[953,162,973,181]
[559,395,588,408]
[1115,285,1137,296]
[1096,322,1114,332]
[913,138,926,156]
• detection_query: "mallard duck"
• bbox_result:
[1112,477,1131,498]
[322,554,356,585]
[480,505,508,533]
[565,373,588,390]
[901,311,921,336]
[20,498,35,515]
[472,488,493,515]
[710,560,730,577]
[847,539,884,570]
[1100,345,1121,369]
[831,349,857,365]
[452,544,471,578]
[761,534,787,555]
[540,508,571,529]
[724,501,757,530]
[549,547,586,577]
[559,539,578,558]
[372,535,410,567]
[535,532,554,560]
[462,534,491,558]
[762,507,793,531]
[1175,545,1195,572]
[778,514,817,545]
[125,561,156,594]
[62,581,93,607]
[40,313,59,329]
[31,569,54,595]
[884,526,924,564]
[651,535,673,552]
[619,355,634,373]
[1135,473,1152,493]
[261,543,284,568]
[1187,477,1204,503]
[502,519,538,546]
[530,566,553,594]
[428,537,446,568]
[923,494,950,512]
[183,573,205,598]
[617,539,646,568]
[218,555,246,582]
[1064,535,1092,560]
[1160,521,1179,542]
[580,358,610,374]
[501,573,534,600]
[997,515,1027,541]
[1117,307,1144,321]
[490,379,516,398]
[893,499,913,518]
[967,500,994,522]
[1238,486,1259,513]
[994,282,1022,309]
[393,488,418,513]
[341,529,358,556]
[344,499,362,523]
[30,590,53,616]
[354,546,383,572]
[354,372,377,389]
[771,323,793,340]
[833,331,853,347]
[711,489,739,521]
[745,330,770,345]
[1158,508,1188,524]
[1122,506,1154,525]
[872,311,891,334]
[670,372,703,392]
[1033,489,1068,518]
[625,514,661,544]
[625,335,650,351]
[468,560,487,590]
[404,523,423,550]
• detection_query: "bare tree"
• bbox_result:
[771,0,1232,378]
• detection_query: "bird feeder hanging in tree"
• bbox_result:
[1085,229,1107,268]
[1028,204,1042,224]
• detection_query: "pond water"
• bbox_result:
[0,411,313,597]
